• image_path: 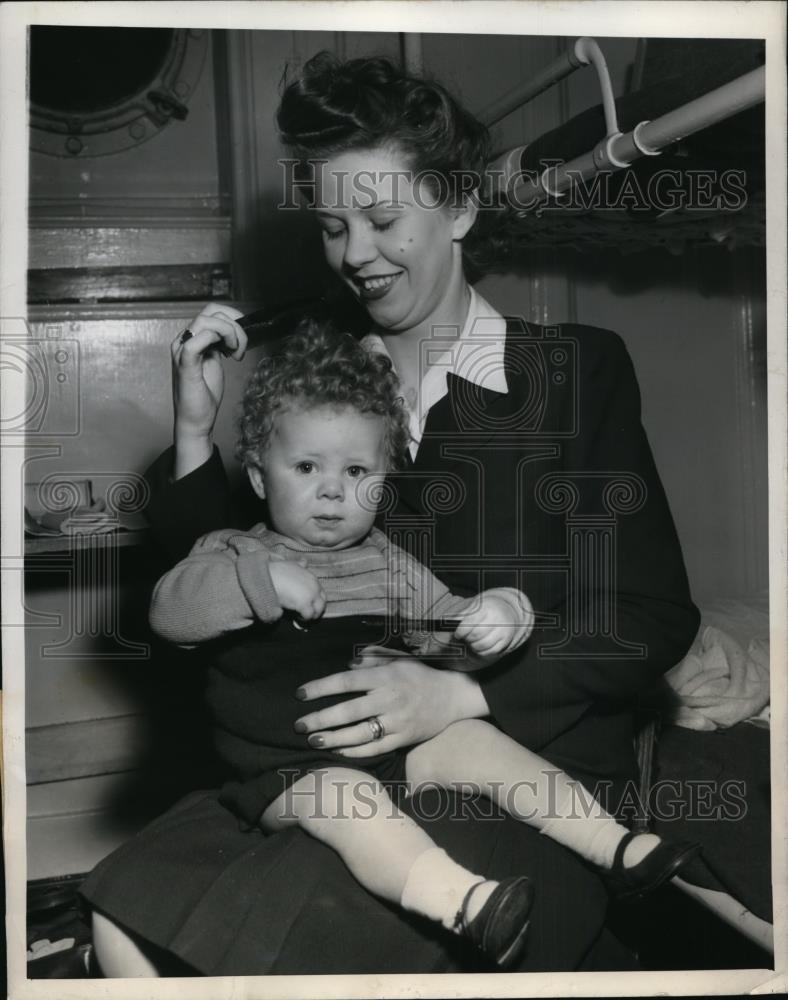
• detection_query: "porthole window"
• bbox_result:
[29,26,207,157]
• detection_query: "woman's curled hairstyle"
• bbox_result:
[237,319,411,471]
[277,51,490,209]
[277,52,513,279]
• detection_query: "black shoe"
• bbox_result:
[606,832,701,901]
[28,941,97,979]
[456,877,534,969]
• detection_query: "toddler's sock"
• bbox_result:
[400,847,495,931]
[537,781,661,870]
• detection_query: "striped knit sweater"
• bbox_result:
[149,523,530,655]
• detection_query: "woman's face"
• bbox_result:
[313,145,475,333]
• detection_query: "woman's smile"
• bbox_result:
[353,272,403,300]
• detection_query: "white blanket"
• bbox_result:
[664,595,770,731]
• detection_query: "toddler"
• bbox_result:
[150,321,699,968]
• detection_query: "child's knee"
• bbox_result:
[407,718,497,787]
[287,767,391,830]
[316,766,389,810]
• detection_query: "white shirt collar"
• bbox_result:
[361,287,508,459]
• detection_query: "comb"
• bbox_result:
[237,297,327,348]
[358,616,463,632]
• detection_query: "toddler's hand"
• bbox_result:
[453,593,532,662]
[269,561,326,620]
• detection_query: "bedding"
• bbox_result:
[644,592,772,924]
[662,593,770,731]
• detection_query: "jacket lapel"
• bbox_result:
[423,316,549,453]
[382,317,556,516]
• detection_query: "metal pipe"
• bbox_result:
[503,66,765,211]
[479,37,619,135]
[620,64,766,153]
[574,37,619,137]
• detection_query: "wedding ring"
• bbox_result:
[180,329,194,345]
[367,716,385,741]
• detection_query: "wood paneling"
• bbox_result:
[28,223,231,271]
[28,773,136,817]
[22,307,260,491]
[569,248,767,602]
[28,811,133,879]
[225,29,333,302]
[26,715,151,784]
[28,263,231,305]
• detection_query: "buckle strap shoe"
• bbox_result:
[606,831,701,901]
[456,876,535,969]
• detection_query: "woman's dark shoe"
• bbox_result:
[456,876,534,969]
[28,941,99,978]
[606,831,701,901]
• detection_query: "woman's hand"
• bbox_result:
[171,303,247,479]
[293,647,489,757]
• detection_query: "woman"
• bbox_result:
[82,52,699,976]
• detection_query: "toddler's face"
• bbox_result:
[247,403,388,550]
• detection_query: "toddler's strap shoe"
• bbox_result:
[457,876,534,969]
[607,831,701,901]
